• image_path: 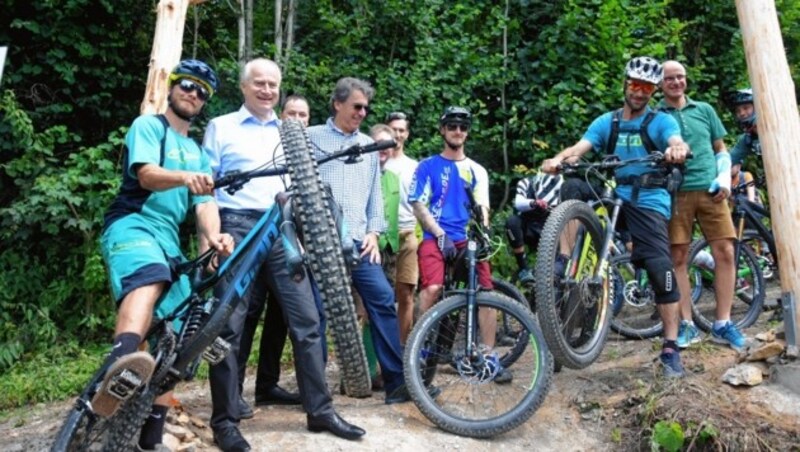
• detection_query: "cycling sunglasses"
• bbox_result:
[445,123,470,132]
[177,78,210,101]
[627,79,658,95]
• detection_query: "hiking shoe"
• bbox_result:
[676,320,701,349]
[91,351,155,417]
[711,322,746,351]
[658,350,685,379]
[518,268,535,285]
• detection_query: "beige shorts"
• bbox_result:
[394,230,419,286]
[669,190,735,245]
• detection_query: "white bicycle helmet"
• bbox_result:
[624,56,663,85]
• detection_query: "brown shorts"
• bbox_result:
[394,230,419,286]
[669,190,735,245]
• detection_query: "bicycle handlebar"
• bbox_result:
[556,151,693,175]
[213,139,397,192]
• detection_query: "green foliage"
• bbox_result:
[0,341,106,410]
[651,420,685,452]
[0,90,120,369]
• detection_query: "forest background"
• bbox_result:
[0,0,798,407]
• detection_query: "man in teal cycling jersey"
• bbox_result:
[542,57,690,379]
[97,59,233,451]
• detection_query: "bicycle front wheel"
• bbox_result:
[490,277,532,367]
[281,120,371,397]
[403,291,552,438]
[609,252,664,339]
[534,200,612,369]
[689,238,765,332]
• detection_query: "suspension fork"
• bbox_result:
[465,239,479,359]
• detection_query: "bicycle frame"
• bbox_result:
[731,187,776,266]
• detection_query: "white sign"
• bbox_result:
[0,47,7,85]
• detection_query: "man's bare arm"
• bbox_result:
[412,201,445,238]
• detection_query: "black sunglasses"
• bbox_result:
[353,103,371,114]
[445,123,469,132]
[386,111,407,122]
[177,78,210,101]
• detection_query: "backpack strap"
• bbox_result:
[605,109,623,155]
[155,114,170,166]
[639,110,657,153]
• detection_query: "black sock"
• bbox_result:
[139,404,169,449]
[662,340,679,353]
[514,252,528,270]
[104,332,142,366]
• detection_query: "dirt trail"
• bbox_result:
[3,286,799,451]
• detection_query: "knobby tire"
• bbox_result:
[280,120,371,397]
[688,237,764,332]
[534,200,612,369]
[404,291,552,438]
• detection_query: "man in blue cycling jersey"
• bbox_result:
[97,59,234,451]
[542,57,690,378]
[410,106,512,384]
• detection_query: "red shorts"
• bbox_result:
[418,239,493,289]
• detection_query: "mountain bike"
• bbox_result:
[687,176,773,331]
[51,121,393,451]
[535,152,685,368]
[403,188,552,438]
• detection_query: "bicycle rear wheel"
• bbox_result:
[688,238,765,332]
[534,200,612,369]
[280,120,371,397]
[52,329,169,452]
[609,252,664,339]
[404,291,552,438]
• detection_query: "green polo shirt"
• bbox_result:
[379,169,400,252]
[658,96,727,191]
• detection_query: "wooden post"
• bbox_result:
[140,0,207,115]
[0,46,7,84]
[735,0,800,351]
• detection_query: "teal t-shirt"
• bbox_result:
[731,133,761,167]
[657,97,726,191]
[103,114,213,252]
[583,107,681,218]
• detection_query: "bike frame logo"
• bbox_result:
[234,220,280,298]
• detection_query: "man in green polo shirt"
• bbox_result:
[658,60,746,352]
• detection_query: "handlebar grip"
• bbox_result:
[361,139,396,154]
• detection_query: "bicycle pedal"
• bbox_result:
[202,337,231,365]
[107,369,144,400]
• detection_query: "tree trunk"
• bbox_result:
[282,0,296,72]
[274,0,283,63]
[244,0,253,62]
[497,0,511,212]
[735,0,800,351]
[141,0,205,115]
[237,0,246,65]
